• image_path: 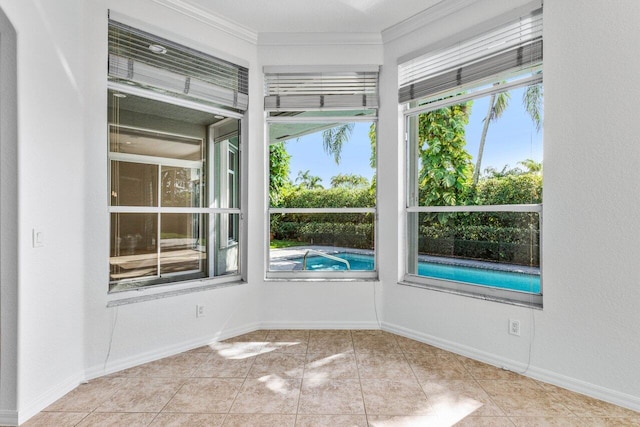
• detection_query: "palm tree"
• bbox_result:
[330,173,369,189]
[322,123,354,164]
[472,82,543,186]
[519,158,542,173]
[296,170,323,189]
[472,89,510,186]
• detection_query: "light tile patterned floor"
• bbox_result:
[24,330,640,426]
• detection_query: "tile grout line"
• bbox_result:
[224,329,268,422]
[397,336,441,422]
[459,359,509,419]
[293,329,310,425]
[351,330,372,426]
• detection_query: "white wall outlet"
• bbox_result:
[509,319,521,336]
[196,304,205,318]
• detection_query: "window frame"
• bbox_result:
[107,85,246,294]
[402,75,543,308]
[265,113,378,281]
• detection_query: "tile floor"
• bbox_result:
[23,330,640,426]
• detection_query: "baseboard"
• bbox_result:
[17,372,84,426]
[0,410,18,426]
[85,322,260,380]
[259,320,380,330]
[382,321,640,413]
[85,320,379,381]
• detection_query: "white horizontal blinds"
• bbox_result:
[264,70,379,111]
[398,9,542,104]
[108,20,249,111]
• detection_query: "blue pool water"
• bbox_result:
[302,253,375,271]
[297,252,540,294]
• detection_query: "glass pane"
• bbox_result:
[109,126,203,161]
[269,212,375,271]
[411,83,542,207]
[110,213,158,284]
[161,166,201,207]
[269,121,376,208]
[214,213,239,277]
[408,211,540,293]
[110,161,158,207]
[160,213,206,275]
[213,140,239,209]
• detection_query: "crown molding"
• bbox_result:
[151,0,258,44]
[382,0,478,43]
[259,32,382,47]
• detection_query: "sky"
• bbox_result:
[282,85,543,186]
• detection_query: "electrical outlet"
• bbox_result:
[196,304,205,318]
[509,319,521,336]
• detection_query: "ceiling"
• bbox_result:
[184,0,445,33]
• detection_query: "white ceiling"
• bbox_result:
[184,0,446,33]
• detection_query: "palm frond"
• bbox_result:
[523,83,543,132]
[322,123,354,164]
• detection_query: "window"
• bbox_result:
[265,67,378,279]
[401,9,543,306]
[108,20,247,292]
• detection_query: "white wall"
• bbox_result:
[0,0,86,423]
[82,0,263,384]
[256,34,384,329]
[380,0,640,409]
[0,4,18,424]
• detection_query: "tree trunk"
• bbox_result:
[472,92,496,186]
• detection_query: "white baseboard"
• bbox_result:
[86,320,379,380]
[0,410,18,427]
[259,320,380,330]
[17,373,84,426]
[85,322,260,380]
[381,321,640,413]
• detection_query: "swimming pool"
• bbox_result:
[295,252,540,294]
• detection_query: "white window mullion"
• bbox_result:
[269,207,376,214]
[407,204,542,213]
[157,164,163,276]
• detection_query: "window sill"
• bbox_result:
[106,277,245,307]
[264,275,379,283]
[398,279,543,310]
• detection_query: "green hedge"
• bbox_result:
[273,221,374,249]
[418,225,539,266]
[270,175,541,265]
[279,187,375,208]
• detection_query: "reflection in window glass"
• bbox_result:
[108,91,243,291]
[161,166,201,208]
[160,213,205,275]
[214,213,239,276]
[110,161,158,207]
[109,126,203,161]
[110,213,158,280]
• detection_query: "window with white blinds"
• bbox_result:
[264,67,379,111]
[398,9,542,104]
[109,20,249,111]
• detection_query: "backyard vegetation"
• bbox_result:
[269,84,542,268]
